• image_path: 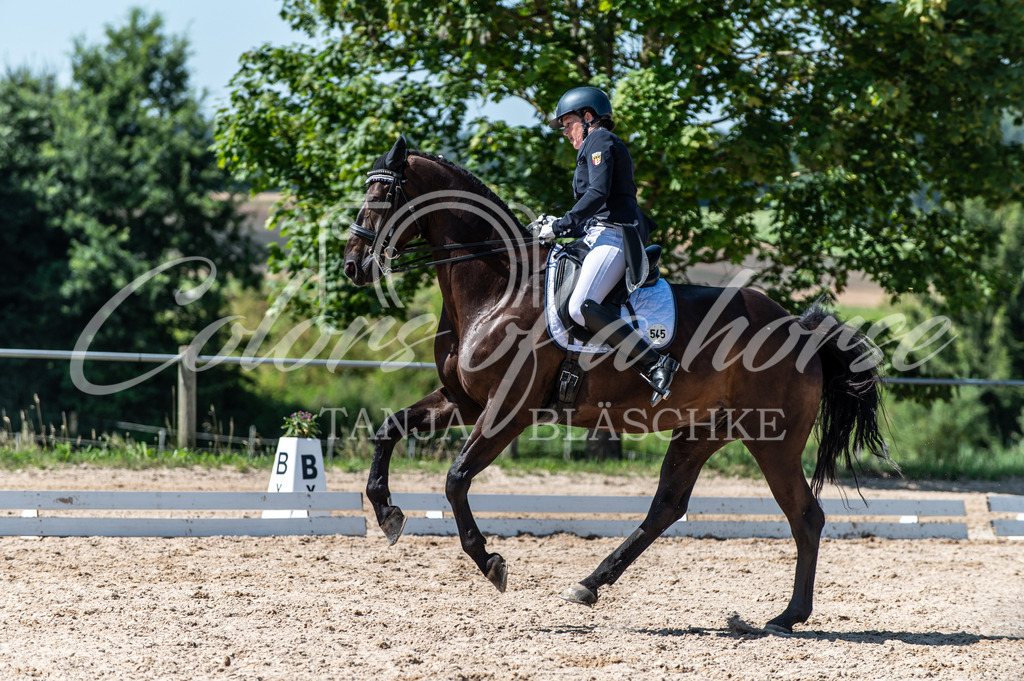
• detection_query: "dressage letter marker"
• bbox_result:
[263,437,328,518]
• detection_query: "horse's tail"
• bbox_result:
[798,301,897,496]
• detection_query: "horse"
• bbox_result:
[342,135,891,632]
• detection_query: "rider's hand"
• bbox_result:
[528,214,559,241]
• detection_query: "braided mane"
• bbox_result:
[371,147,527,235]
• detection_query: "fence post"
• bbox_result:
[177,345,197,449]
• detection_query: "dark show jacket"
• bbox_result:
[550,126,648,243]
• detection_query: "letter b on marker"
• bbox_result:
[264,437,328,518]
[301,454,318,480]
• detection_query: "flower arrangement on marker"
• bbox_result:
[281,411,321,439]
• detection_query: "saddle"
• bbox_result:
[551,239,663,344]
[544,240,673,410]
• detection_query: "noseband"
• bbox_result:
[348,165,540,275]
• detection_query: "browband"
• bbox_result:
[365,169,399,185]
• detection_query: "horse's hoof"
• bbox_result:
[764,623,793,635]
[561,582,597,607]
[485,554,508,593]
[765,614,795,634]
[380,507,407,546]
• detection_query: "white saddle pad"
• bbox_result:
[544,244,678,354]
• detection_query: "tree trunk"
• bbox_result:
[585,428,621,461]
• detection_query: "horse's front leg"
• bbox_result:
[367,388,473,545]
[445,418,523,592]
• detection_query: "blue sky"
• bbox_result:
[0,0,299,113]
[0,0,534,123]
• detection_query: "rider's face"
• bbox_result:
[560,113,586,149]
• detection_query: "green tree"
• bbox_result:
[0,70,71,424]
[217,0,1024,323]
[58,10,259,352]
[898,201,1024,445]
[0,10,260,434]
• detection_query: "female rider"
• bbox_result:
[531,86,678,407]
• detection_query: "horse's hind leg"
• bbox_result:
[367,388,477,545]
[565,429,722,606]
[746,437,825,632]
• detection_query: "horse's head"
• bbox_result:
[345,135,533,292]
[344,135,426,286]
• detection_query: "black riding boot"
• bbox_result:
[579,299,680,407]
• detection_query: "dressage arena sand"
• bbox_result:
[1,466,1022,680]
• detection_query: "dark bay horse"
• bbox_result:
[342,136,890,632]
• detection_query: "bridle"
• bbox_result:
[348,168,409,251]
[348,165,540,276]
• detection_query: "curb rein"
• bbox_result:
[348,168,540,275]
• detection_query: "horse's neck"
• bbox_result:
[431,227,514,327]
[416,160,535,326]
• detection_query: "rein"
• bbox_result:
[378,237,537,275]
[349,167,540,275]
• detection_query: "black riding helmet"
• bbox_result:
[548,86,615,131]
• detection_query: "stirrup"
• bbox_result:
[645,355,680,407]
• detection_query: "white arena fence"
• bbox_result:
[988,494,1024,537]
[388,493,969,540]
[0,491,366,537]
[4,490,1012,541]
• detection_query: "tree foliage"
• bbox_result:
[0,10,259,430]
[899,201,1024,444]
[0,71,70,423]
[217,0,1024,322]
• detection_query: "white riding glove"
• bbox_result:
[528,214,560,242]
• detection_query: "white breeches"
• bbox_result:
[568,224,626,327]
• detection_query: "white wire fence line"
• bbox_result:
[0,347,433,450]
[2,347,1023,451]
[2,347,1021,384]
[0,348,434,370]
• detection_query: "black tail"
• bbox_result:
[799,301,898,496]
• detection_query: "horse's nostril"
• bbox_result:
[344,260,357,281]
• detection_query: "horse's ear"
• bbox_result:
[384,134,408,172]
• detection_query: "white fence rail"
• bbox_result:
[988,494,1024,537]
[0,491,977,540]
[0,491,366,537]
[389,493,969,540]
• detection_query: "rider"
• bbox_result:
[531,86,679,407]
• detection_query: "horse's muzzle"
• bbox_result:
[343,258,358,282]
[343,255,379,286]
